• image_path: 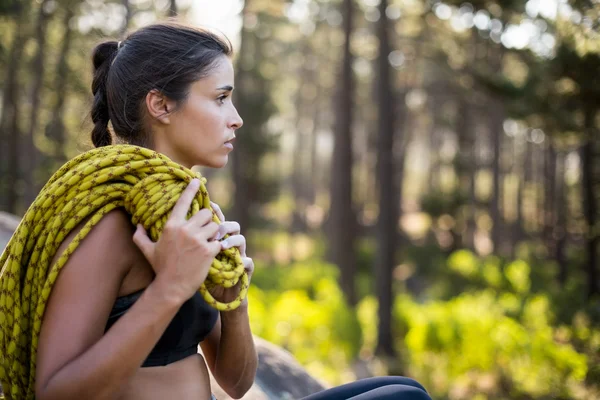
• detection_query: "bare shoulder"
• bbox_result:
[78,207,136,249]
[51,207,136,271]
[37,207,138,393]
[89,207,134,234]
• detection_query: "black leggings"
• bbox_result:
[300,376,432,400]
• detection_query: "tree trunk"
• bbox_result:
[554,151,568,285]
[394,91,409,248]
[511,133,525,257]
[468,119,478,250]
[582,106,598,299]
[308,81,321,207]
[374,0,396,358]
[522,138,536,236]
[489,99,504,254]
[455,98,474,250]
[231,1,277,234]
[544,140,557,253]
[290,43,313,233]
[23,0,53,207]
[45,6,75,166]
[530,138,540,234]
[328,0,356,305]
[0,2,31,213]
[168,0,177,17]
[427,93,442,193]
[231,0,254,232]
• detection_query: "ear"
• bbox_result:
[145,89,176,124]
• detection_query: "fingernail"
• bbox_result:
[215,232,222,240]
[221,240,229,249]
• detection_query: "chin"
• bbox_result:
[204,155,229,169]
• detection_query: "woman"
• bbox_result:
[34,23,256,400]
[2,22,431,400]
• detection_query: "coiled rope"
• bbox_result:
[0,144,248,399]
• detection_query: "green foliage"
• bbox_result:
[448,249,480,279]
[504,259,531,294]
[420,189,466,218]
[392,289,589,399]
[250,259,362,384]
[251,258,338,292]
[355,237,378,299]
[0,0,21,17]
[248,244,599,399]
[394,249,597,399]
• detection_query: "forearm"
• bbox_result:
[214,304,258,398]
[38,282,182,400]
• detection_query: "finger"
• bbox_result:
[132,224,154,262]
[187,208,214,229]
[211,201,226,222]
[207,240,222,257]
[242,257,254,274]
[216,221,240,240]
[220,234,246,256]
[197,221,220,241]
[171,179,200,221]
[242,257,254,283]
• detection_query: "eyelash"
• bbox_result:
[218,94,229,104]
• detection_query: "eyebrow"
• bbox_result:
[216,85,234,91]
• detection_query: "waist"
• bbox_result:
[122,353,213,400]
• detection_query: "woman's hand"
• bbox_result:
[132,179,222,303]
[209,201,254,307]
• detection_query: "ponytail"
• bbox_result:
[90,41,119,147]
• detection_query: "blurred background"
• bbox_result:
[0,0,599,398]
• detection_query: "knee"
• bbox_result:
[398,386,432,399]
[392,376,428,393]
[402,386,432,399]
[353,385,432,400]
[361,376,428,393]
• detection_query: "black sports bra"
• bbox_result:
[105,289,219,367]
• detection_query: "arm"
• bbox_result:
[199,207,258,399]
[201,304,258,399]
[36,179,220,400]
[35,210,184,400]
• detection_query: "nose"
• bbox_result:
[229,106,244,130]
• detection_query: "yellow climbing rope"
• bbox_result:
[0,144,248,399]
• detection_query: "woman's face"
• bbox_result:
[153,56,243,169]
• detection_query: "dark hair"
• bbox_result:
[91,22,233,147]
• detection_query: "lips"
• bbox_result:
[224,135,236,144]
[224,137,235,150]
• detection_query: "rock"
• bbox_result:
[0,211,20,253]
[0,211,326,399]
[206,336,327,399]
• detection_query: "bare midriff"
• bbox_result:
[119,354,212,400]
[114,224,214,400]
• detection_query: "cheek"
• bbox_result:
[189,103,222,129]
[174,100,226,148]
[176,108,208,136]
[201,109,227,138]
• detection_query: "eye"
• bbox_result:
[217,94,229,104]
